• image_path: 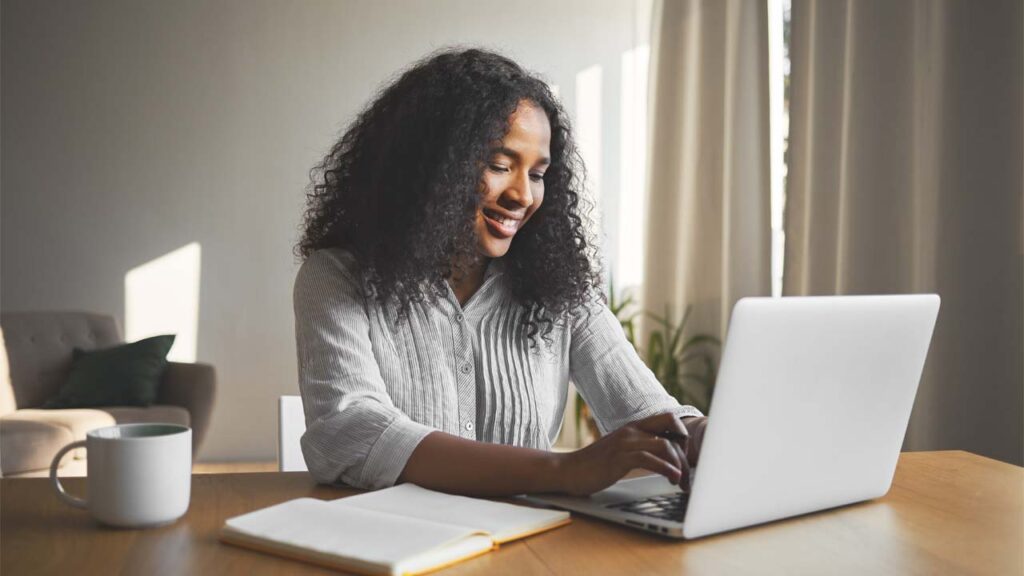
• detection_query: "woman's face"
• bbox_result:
[474,100,551,259]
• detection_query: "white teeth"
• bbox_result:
[486,210,518,229]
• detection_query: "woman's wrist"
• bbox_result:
[542,449,572,494]
[547,445,601,496]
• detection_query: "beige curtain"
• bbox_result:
[642,0,772,345]
[786,0,1023,464]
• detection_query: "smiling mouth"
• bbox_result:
[482,208,522,239]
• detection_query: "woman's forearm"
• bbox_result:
[396,414,707,497]
[397,431,565,497]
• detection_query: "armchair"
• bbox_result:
[0,311,216,477]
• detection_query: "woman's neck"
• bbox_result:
[447,256,490,307]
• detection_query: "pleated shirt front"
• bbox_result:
[293,248,701,489]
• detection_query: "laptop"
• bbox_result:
[523,294,940,539]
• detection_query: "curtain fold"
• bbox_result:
[642,0,772,347]
[786,0,1023,464]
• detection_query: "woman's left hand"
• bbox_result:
[681,416,708,467]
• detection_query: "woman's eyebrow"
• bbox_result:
[491,146,551,167]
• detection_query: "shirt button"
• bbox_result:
[465,422,474,431]
[459,362,472,375]
[454,313,465,322]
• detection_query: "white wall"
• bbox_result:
[1,0,654,461]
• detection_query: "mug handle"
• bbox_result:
[50,440,88,509]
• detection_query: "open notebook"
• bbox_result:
[219,483,571,576]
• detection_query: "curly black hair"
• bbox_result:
[298,47,603,348]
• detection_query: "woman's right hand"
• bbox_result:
[556,412,692,497]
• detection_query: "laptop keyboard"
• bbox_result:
[607,492,690,521]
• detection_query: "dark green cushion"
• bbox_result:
[43,335,176,409]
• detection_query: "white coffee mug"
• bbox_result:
[49,423,192,528]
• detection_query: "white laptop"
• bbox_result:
[524,294,940,539]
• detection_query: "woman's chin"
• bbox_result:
[478,238,512,259]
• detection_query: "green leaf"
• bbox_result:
[625,322,637,349]
[645,310,671,331]
[680,334,720,353]
[668,305,693,355]
[648,332,665,374]
[574,390,584,437]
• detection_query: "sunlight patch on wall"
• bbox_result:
[575,65,603,250]
[616,44,650,292]
[125,242,201,362]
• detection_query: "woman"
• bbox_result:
[294,47,707,497]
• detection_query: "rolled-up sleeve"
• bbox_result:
[293,251,434,489]
[569,293,703,435]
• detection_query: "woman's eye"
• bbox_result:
[529,173,545,182]
[489,164,510,173]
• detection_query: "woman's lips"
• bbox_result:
[482,209,521,239]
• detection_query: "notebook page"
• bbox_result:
[333,484,570,543]
[222,498,493,575]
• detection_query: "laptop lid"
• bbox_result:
[682,294,940,538]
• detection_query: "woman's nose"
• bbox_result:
[506,170,534,207]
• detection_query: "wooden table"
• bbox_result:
[2,451,1021,575]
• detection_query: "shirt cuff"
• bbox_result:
[602,403,704,434]
[358,417,435,489]
[673,404,705,420]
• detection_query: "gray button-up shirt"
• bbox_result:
[294,248,702,489]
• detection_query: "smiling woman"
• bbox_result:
[297,48,595,346]
[294,47,707,497]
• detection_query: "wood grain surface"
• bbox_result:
[2,451,1020,575]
